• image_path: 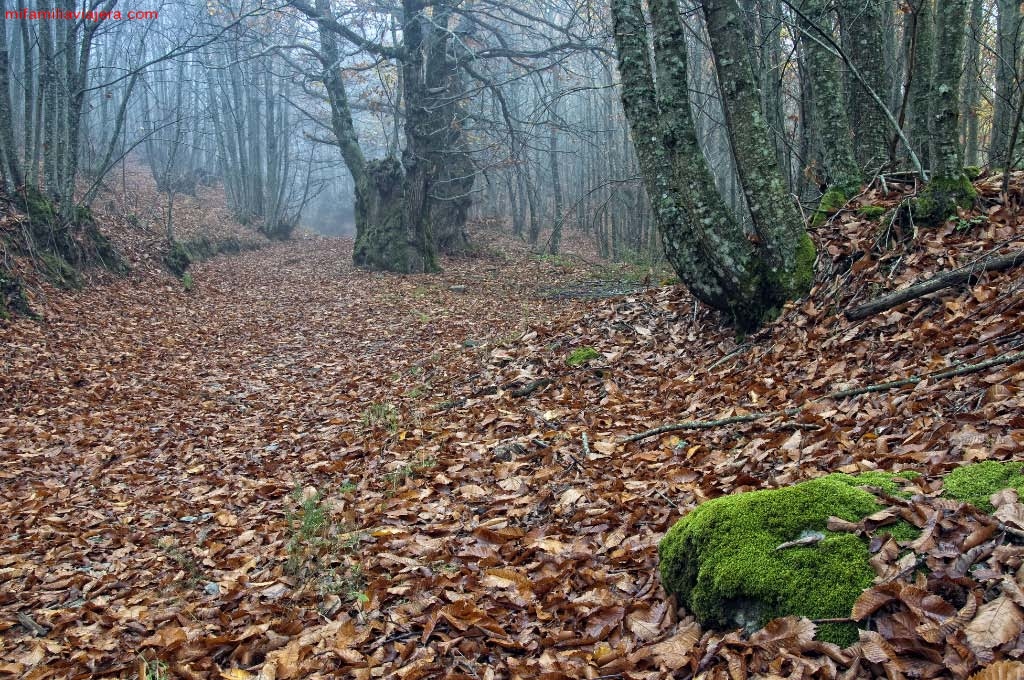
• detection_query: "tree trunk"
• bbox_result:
[796,0,861,200]
[421,0,473,255]
[989,0,1023,168]
[0,0,24,191]
[961,0,983,167]
[701,0,816,302]
[314,0,435,273]
[838,0,891,173]
[908,0,935,170]
[612,0,810,330]
[914,0,974,224]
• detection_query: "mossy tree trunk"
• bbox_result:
[612,0,814,330]
[700,0,816,302]
[419,1,473,256]
[0,0,23,192]
[837,0,891,172]
[961,0,984,167]
[314,0,436,273]
[989,0,1023,169]
[795,0,861,197]
[908,0,935,171]
[914,0,975,224]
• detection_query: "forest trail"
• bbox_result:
[2,201,1024,677]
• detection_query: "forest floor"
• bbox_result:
[1,174,1024,679]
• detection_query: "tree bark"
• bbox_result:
[700,0,815,301]
[989,0,1023,169]
[913,0,974,224]
[795,0,861,196]
[314,0,435,273]
[0,0,24,191]
[961,0,983,167]
[837,0,891,172]
[908,0,935,170]
[612,0,814,330]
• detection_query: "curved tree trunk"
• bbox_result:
[701,0,816,303]
[612,0,814,330]
[315,0,435,273]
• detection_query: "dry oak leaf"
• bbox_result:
[645,621,701,670]
[970,660,1024,680]
[141,625,189,649]
[964,595,1024,655]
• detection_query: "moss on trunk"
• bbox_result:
[352,158,438,274]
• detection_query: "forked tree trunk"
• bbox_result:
[314,0,435,273]
[612,0,815,330]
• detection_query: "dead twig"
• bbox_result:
[623,350,1024,443]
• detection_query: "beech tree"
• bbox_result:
[612,0,815,330]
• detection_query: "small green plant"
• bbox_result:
[181,272,194,291]
[382,455,438,491]
[338,479,358,494]
[317,562,368,605]
[362,402,399,432]
[406,384,428,399]
[567,346,601,366]
[155,538,203,587]
[953,215,986,233]
[285,486,331,575]
[138,656,171,680]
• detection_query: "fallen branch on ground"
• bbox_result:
[622,350,1024,443]
[845,250,1024,320]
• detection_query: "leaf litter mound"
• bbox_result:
[1,175,1023,679]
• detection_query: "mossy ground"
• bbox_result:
[857,205,887,220]
[943,461,1024,512]
[659,473,915,646]
[163,236,260,277]
[912,174,977,226]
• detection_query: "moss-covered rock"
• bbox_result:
[944,461,1024,512]
[658,473,915,645]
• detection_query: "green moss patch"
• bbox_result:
[658,473,916,646]
[857,205,887,220]
[912,174,977,226]
[810,188,848,228]
[944,461,1024,512]
[566,347,600,366]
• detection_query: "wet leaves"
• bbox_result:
[1,174,1023,677]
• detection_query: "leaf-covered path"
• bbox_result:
[2,204,1024,678]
